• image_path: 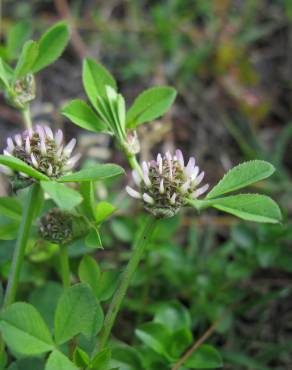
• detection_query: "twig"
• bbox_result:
[171,310,228,370]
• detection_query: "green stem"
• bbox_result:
[22,105,32,130]
[127,154,143,177]
[94,215,157,354]
[3,183,40,307]
[59,244,70,289]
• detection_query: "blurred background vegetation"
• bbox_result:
[0,1,292,369]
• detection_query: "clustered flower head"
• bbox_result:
[4,125,81,180]
[39,208,89,245]
[126,149,209,218]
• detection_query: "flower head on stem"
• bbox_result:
[126,149,209,218]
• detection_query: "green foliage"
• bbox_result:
[54,283,102,344]
[0,155,49,181]
[185,345,223,369]
[0,302,54,355]
[40,181,83,211]
[126,86,177,128]
[207,160,275,199]
[78,255,101,296]
[59,163,124,182]
[31,22,70,73]
[62,99,108,133]
[95,201,117,224]
[6,21,32,61]
[14,40,39,79]
[45,350,78,370]
[210,194,282,224]
[0,197,22,220]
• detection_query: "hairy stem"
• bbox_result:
[22,105,32,130]
[94,215,157,355]
[59,244,70,289]
[3,183,40,307]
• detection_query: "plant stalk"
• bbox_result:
[94,215,157,354]
[59,244,70,289]
[3,183,40,307]
[22,105,32,130]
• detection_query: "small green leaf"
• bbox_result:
[111,345,143,370]
[85,227,103,249]
[185,345,223,369]
[126,86,177,128]
[40,181,82,211]
[135,322,173,360]
[78,255,101,297]
[82,58,117,107]
[58,163,124,182]
[45,350,78,370]
[14,40,39,79]
[154,302,191,333]
[54,283,101,344]
[73,347,90,368]
[0,197,22,220]
[95,201,117,224]
[0,155,49,180]
[0,302,54,355]
[207,160,275,199]
[31,21,70,73]
[79,181,95,220]
[7,21,32,60]
[211,194,282,224]
[91,348,111,370]
[170,328,193,358]
[62,99,108,133]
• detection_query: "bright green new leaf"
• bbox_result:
[45,350,78,370]
[73,347,90,368]
[82,58,117,108]
[207,160,275,199]
[91,348,111,370]
[0,197,22,220]
[78,255,101,296]
[211,194,282,224]
[40,181,82,211]
[0,302,54,355]
[126,86,177,128]
[185,344,223,368]
[135,322,173,360]
[54,283,101,344]
[7,21,32,60]
[62,99,108,133]
[0,155,49,181]
[14,40,39,79]
[31,22,70,73]
[85,227,103,249]
[95,201,117,224]
[58,163,124,182]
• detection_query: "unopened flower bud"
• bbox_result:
[39,208,89,245]
[7,74,36,109]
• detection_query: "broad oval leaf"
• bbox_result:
[0,302,54,355]
[185,344,223,369]
[207,160,275,199]
[126,86,177,128]
[62,99,108,133]
[58,163,124,182]
[40,181,82,211]
[7,20,32,60]
[135,322,172,360]
[0,197,22,220]
[31,21,70,73]
[54,283,102,345]
[82,58,117,108]
[154,301,191,333]
[45,350,78,370]
[0,155,49,181]
[211,194,282,224]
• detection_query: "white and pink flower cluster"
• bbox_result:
[126,149,209,218]
[4,125,80,179]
